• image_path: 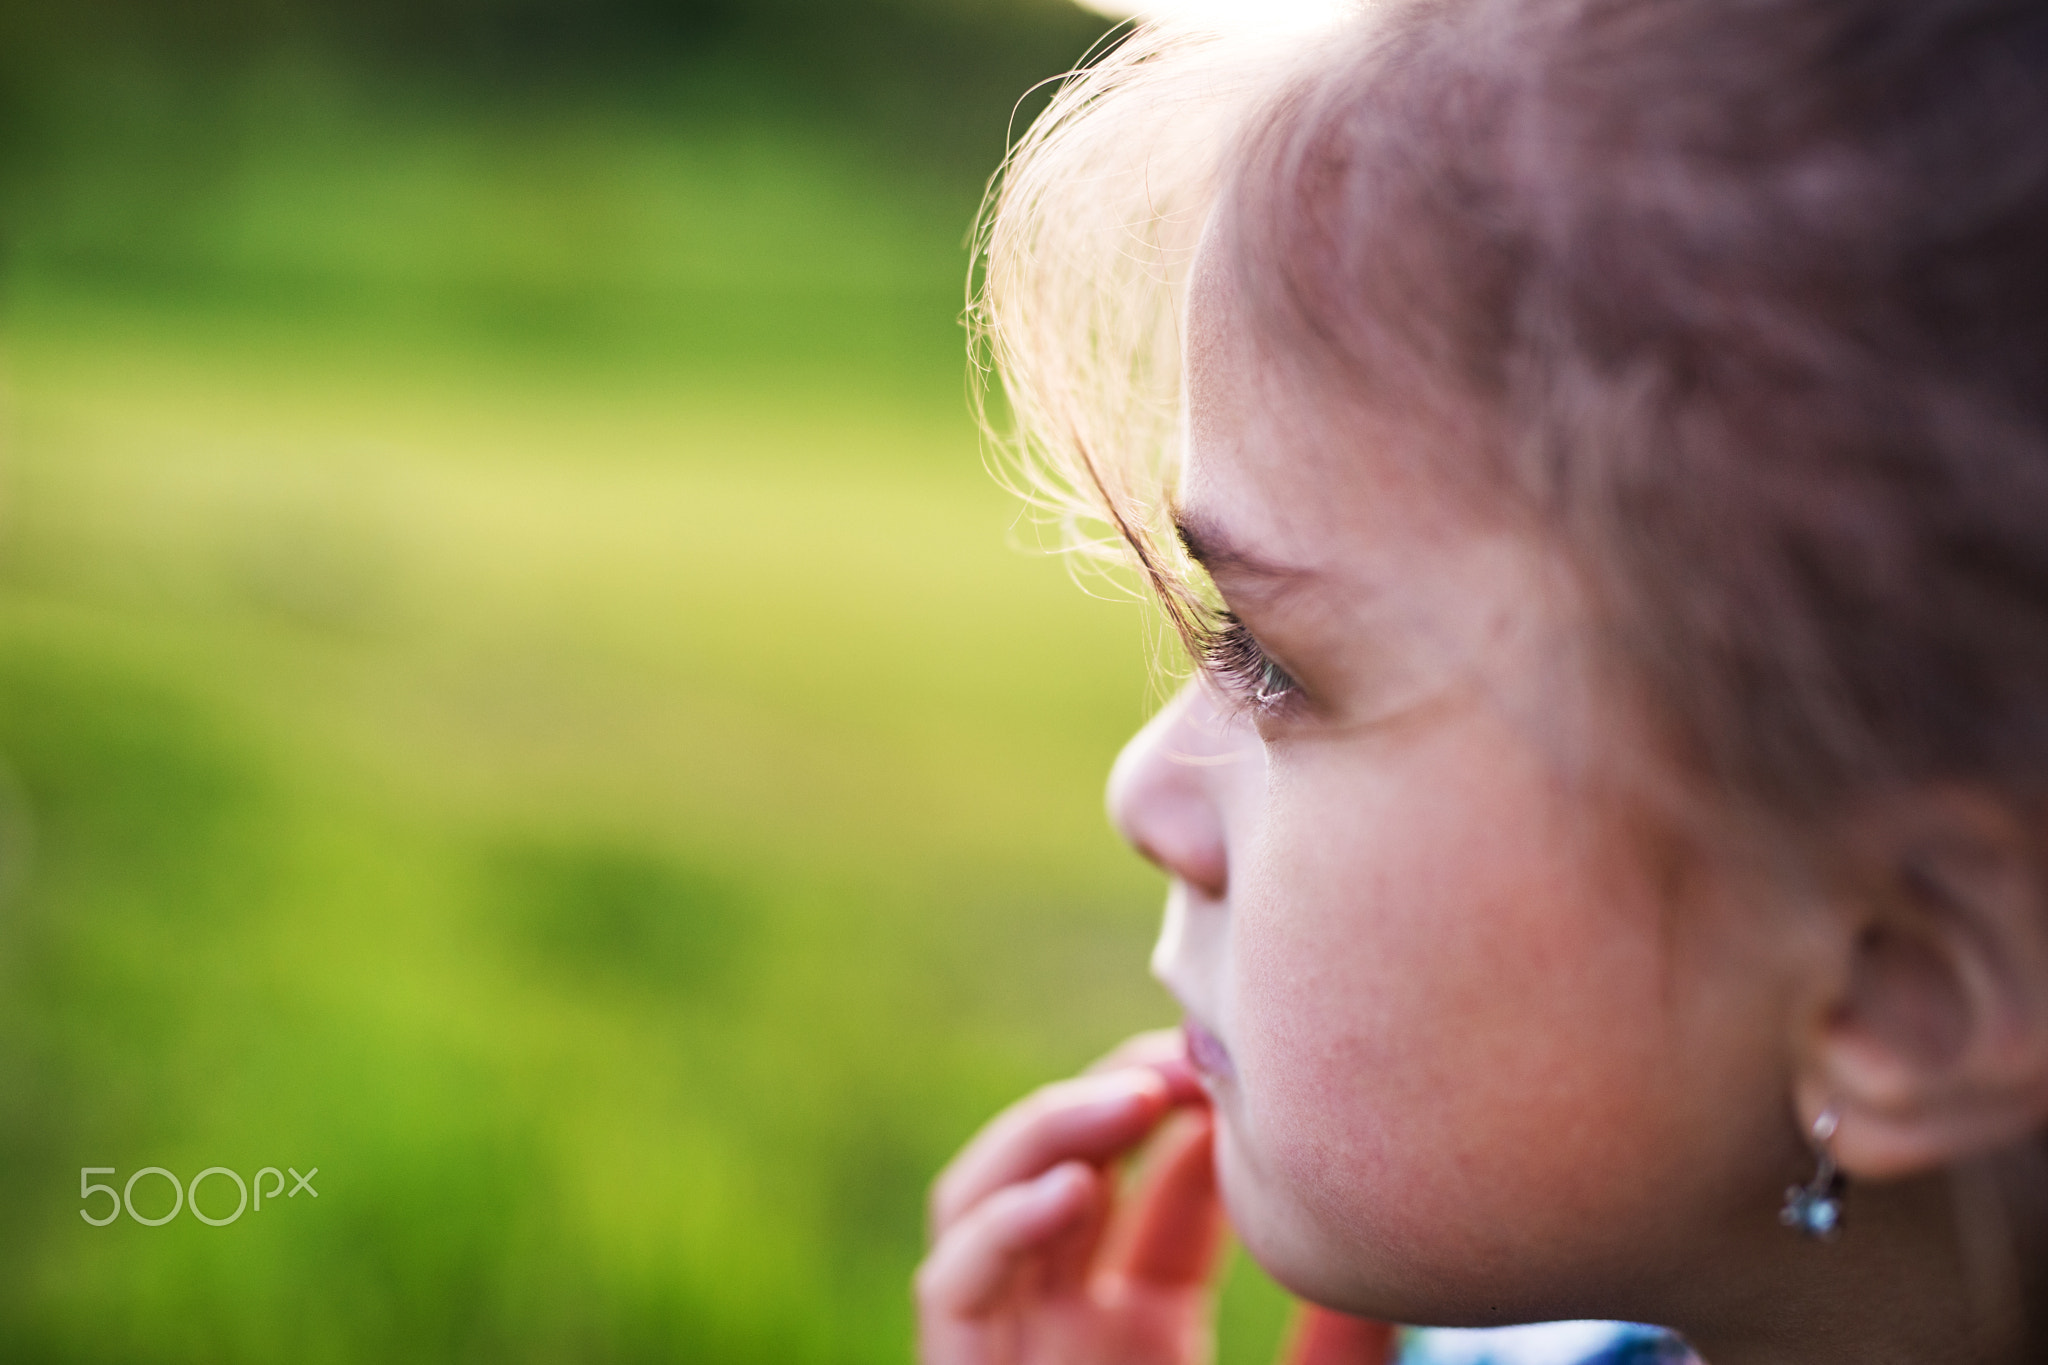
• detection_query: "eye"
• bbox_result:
[1200,613,1302,716]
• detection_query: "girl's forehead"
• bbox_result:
[1183,254,1476,578]
[1183,234,1600,733]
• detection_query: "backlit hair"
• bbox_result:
[969,13,1324,650]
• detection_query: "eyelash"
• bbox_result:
[1199,613,1302,716]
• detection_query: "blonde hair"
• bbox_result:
[967,14,1355,647]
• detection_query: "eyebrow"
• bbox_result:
[1173,510,1312,584]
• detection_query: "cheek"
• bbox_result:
[1219,725,1694,1302]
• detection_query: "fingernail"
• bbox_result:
[1073,1073,1167,1123]
[1026,1162,1088,1210]
[1148,1059,1205,1101]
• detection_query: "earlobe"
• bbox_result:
[1796,790,2048,1181]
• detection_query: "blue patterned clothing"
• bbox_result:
[1400,1321,1696,1365]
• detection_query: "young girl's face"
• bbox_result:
[1110,245,1817,1325]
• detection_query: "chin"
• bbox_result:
[1211,1114,1385,1314]
[1213,1112,1519,1326]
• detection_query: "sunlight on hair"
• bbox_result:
[1075,0,1354,32]
[971,11,1344,661]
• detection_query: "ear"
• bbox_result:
[1796,788,2048,1180]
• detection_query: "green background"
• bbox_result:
[0,4,1297,1361]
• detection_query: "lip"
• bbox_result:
[1181,1015,1236,1082]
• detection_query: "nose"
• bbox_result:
[1105,682,1242,900]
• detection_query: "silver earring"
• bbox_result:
[1780,1107,1845,1240]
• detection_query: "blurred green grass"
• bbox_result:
[0,68,1296,1364]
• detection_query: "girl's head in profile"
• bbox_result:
[922,2,2048,1361]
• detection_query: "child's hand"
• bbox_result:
[915,1029,1220,1365]
[916,1030,1396,1365]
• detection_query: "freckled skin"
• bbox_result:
[1117,241,1809,1328]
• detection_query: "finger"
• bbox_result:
[1110,1107,1226,1287]
[916,1161,1099,1319]
[1087,1028,1205,1101]
[1033,1156,1113,1295]
[930,1071,1174,1235]
[1278,1306,1400,1365]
